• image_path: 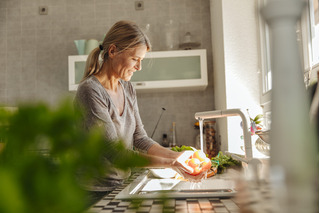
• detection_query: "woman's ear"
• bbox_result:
[108,44,117,58]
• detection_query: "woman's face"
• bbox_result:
[111,45,147,81]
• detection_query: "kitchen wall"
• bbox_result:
[0,0,214,147]
[210,0,262,154]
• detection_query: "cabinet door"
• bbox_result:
[131,49,207,92]
[131,55,201,81]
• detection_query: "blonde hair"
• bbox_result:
[82,20,152,81]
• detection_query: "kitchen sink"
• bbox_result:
[115,170,237,200]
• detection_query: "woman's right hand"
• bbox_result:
[172,151,207,182]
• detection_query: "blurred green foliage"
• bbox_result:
[211,151,241,174]
[0,99,147,213]
[170,145,194,152]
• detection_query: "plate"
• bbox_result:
[141,179,181,192]
[149,168,177,179]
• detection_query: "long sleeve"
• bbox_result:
[74,76,156,153]
[74,80,119,142]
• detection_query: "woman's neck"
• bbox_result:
[94,64,119,92]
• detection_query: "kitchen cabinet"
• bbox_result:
[130,49,208,92]
[68,49,208,92]
[68,55,87,91]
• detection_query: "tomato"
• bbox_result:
[192,150,207,162]
[192,166,202,176]
[201,157,212,172]
[187,158,200,168]
[187,158,201,175]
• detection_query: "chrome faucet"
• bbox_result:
[195,108,253,163]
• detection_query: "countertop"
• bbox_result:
[88,169,243,213]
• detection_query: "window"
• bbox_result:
[308,0,319,67]
[300,0,319,86]
[258,0,272,124]
[260,19,272,94]
[258,0,319,128]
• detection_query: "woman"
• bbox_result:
[74,20,205,203]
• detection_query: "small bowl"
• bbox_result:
[255,137,270,156]
[255,130,270,144]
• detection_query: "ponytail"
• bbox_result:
[81,46,103,82]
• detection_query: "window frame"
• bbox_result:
[258,0,272,122]
[300,0,319,86]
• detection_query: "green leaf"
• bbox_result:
[0,170,25,213]
[210,151,241,174]
[171,145,193,152]
[253,114,263,122]
[0,98,146,212]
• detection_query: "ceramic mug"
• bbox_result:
[74,39,86,55]
[84,39,99,55]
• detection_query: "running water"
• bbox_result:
[189,171,207,189]
[199,119,204,152]
[190,181,202,190]
[188,119,206,190]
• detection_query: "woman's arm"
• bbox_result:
[132,143,180,168]
[142,145,192,173]
[139,152,176,168]
[147,143,180,159]
[143,147,206,182]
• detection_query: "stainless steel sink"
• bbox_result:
[115,170,237,200]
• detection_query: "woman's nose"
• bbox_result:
[135,61,142,71]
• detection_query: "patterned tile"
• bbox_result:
[88,170,244,213]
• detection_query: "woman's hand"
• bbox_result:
[172,151,207,182]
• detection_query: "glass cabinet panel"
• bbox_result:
[75,61,86,84]
[131,55,201,82]
[68,49,207,92]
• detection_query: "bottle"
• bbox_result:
[162,134,169,147]
[164,20,179,50]
[172,122,177,147]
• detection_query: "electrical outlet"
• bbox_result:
[39,6,48,15]
[135,1,144,10]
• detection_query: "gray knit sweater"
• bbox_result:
[74,75,156,191]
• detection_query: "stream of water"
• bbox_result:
[199,119,204,152]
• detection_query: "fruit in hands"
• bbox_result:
[186,150,212,176]
[187,158,201,168]
[192,150,207,161]
[186,158,202,175]
[201,158,212,171]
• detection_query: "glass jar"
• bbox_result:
[204,120,218,158]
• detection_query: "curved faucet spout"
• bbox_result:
[195,108,253,161]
